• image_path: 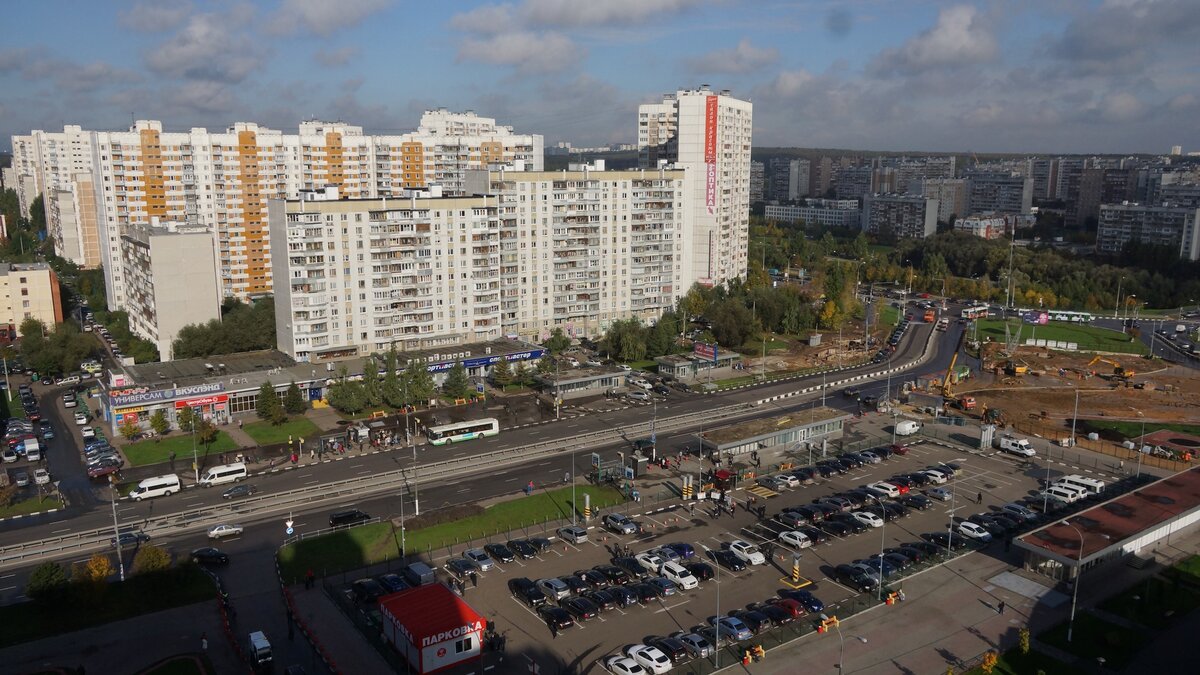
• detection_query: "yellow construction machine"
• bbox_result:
[1087,356,1134,380]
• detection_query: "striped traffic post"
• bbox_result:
[792,554,801,584]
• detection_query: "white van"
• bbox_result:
[23,439,42,462]
[894,420,921,437]
[1055,474,1105,496]
[198,462,248,487]
[1040,485,1083,505]
[660,561,699,590]
[995,434,1036,457]
[130,474,182,500]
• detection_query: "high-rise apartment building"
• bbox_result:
[271,166,693,361]
[765,199,860,229]
[861,195,938,239]
[834,166,873,201]
[749,161,765,203]
[0,263,64,329]
[1028,158,1059,201]
[913,178,967,223]
[966,172,1033,215]
[1097,203,1200,260]
[10,111,543,309]
[638,87,752,286]
[120,223,222,361]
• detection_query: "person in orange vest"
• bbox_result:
[742,650,752,666]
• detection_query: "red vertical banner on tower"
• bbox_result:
[704,95,718,216]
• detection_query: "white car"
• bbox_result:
[82,427,96,441]
[616,364,632,371]
[74,412,88,426]
[851,511,884,528]
[727,539,766,566]
[33,468,51,485]
[919,469,948,484]
[625,645,672,675]
[605,656,647,675]
[774,473,801,488]
[956,521,992,542]
[778,530,813,549]
[635,552,665,575]
[660,561,699,590]
[207,523,244,539]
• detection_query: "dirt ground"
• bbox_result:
[746,316,897,374]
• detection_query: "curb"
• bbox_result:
[0,507,62,523]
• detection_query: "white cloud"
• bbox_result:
[1100,91,1146,122]
[145,11,264,83]
[449,4,518,34]
[118,0,194,32]
[523,0,707,26]
[765,69,816,98]
[314,46,359,67]
[686,39,779,75]
[268,0,394,36]
[458,32,582,74]
[872,5,997,75]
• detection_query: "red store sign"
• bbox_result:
[174,394,229,409]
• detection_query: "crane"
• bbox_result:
[942,329,968,398]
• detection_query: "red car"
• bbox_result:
[889,444,910,456]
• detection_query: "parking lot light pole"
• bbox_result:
[834,623,867,675]
[109,474,125,582]
[1060,519,1084,643]
[869,495,886,602]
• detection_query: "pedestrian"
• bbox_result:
[471,571,478,588]
[689,501,696,516]
[898,588,906,602]
[976,491,983,505]
[305,568,314,590]
[200,632,208,651]
[997,600,1006,614]
[291,452,298,464]
[238,418,243,430]
[551,622,557,639]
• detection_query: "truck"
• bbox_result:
[924,309,936,323]
[956,396,976,411]
[994,434,1036,457]
[247,631,272,669]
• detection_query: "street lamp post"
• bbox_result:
[1070,388,1079,446]
[1060,519,1085,643]
[833,622,867,675]
[868,494,887,602]
[1116,276,1125,319]
[109,475,126,582]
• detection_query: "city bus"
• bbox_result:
[961,305,989,320]
[1047,310,1095,324]
[427,418,500,445]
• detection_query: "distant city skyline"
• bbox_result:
[2,0,1198,154]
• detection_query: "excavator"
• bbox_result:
[1087,356,1134,381]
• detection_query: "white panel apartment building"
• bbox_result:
[639,87,752,287]
[10,111,543,310]
[271,167,692,362]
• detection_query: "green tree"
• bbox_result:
[491,357,513,387]
[710,298,758,347]
[536,355,555,375]
[1018,627,1030,656]
[543,327,571,355]
[284,382,307,415]
[119,418,140,442]
[131,544,171,575]
[26,561,68,601]
[176,405,195,432]
[403,359,435,403]
[381,349,405,408]
[360,356,384,408]
[149,409,170,437]
[256,381,279,421]
[194,418,219,448]
[513,361,532,387]
[678,284,712,320]
[441,362,470,399]
[646,314,677,357]
[326,379,367,414]
[604,318,647,362]
[171,297,277,359]
[74,553,113,584]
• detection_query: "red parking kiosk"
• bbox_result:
[379,584,485,674]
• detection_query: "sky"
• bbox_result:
[1,0,1198,155]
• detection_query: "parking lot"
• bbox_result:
[332,426,1128,674]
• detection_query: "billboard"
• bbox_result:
[1022,311,1049,325]
[704,95,718,216]
[693,342,718,363]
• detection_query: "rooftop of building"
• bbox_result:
[0,262,51,272]
[1017,466,1200,562]
[703,407,848,446]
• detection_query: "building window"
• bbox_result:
[455,637,473,654]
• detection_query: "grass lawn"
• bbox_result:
[963,648,1083,675]
[741,335,791,354]
[242,416,321,446]
[879,304,900,327]
[976,319,1149,355]
[122,432,239,467]
[1098,575,1200,630]
[278,485,625,580]
[1174,554,1200,581]
[623,360,659,371]
[0,393,26,419]
[0,565,214,648]
[1039,613,1148,670]
[1080,419,1200,440]
[0,496,60,519]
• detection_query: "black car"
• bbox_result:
[816,460,846,475]
[328,509,371,528]
[815,463,838,478]
[875,552,914,572]
[559,596,599,621]
[376,573,410,594]
[222,484,259,500]
[880,501,909,519]
[834,564,877,592]
[508,577,548,608]
[592,564,630,584]
[797,526,826,545]
[446,558,476,578]
[652,384,671,396]
[779,589,825,613]
[190,547,229,565]
[708,549,747,571]
[789,505,826,523]
[507,539,538,559]
[559,574,589,594]
[842,387,860,399]
[926,532,969,550]
[351,578,386,603]
[838,490,869,509]
[574,569,609,588]
[865,504,899,523]
[110,531,150,548]
[732,609,772,634]
[749,602,795,626]
[612,556,647,580]
[527,537,553,552]
[828,514,868,534]
[484,543,516,563]
[904,472,932,488]
[537,605,574,630]
[828,458,855,473]
[628,582,660,604]
[819,520,851,537]
[838,454,863,469]
[888,475,917,489]
[791,466,818,483]
[581,588,616,612]
[904,540,941,556]
[683,560,715,581]
[646,636,690,663]
[901,494,933,511]
[861,394,879,406]
[606,584,639,607]
[871,445,894,460]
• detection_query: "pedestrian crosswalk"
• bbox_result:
[747,485,780,498]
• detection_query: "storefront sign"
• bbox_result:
[111,382,225,407]
[427,349,546,372]
[174,394,228,409]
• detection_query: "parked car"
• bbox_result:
[508,577,548,607]
[725,540,765,565]
[956,521,993,542]
[708,549,746,571]
[927,487,953,501]
[661,542,695,559]
[463,548,494,572]
[33,468,51,485]
[483,543,516,563]
[706,615,752,641]
[537,605,575,631]
[778,530,813,549]
[508,539,538,559]
[604,513,640,535]
[351,578,386,604]
[603,656,646,675]
[625,645,672,675]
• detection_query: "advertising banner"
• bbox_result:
[704,95,718,216]
[693,342,718,363]
[1022,311,1049,325]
